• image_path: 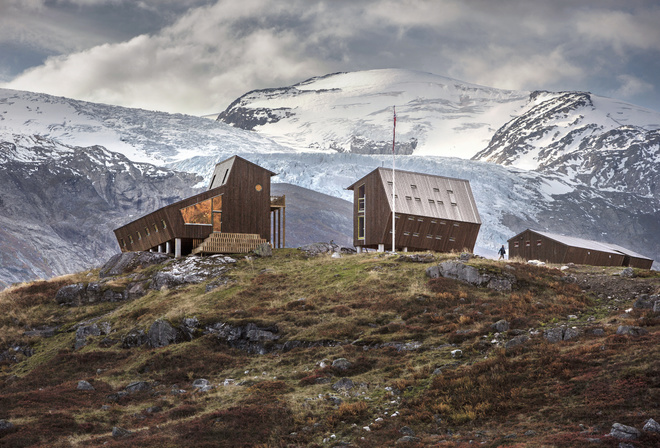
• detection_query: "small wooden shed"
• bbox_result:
[346,167,481,253]
[508,229,653,269]
[113,155,285,257]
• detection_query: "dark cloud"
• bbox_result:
[2,0,659,114]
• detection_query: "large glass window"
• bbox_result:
[180,195,222,226]
[358,215,365,240]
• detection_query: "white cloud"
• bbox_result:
[611,74,654,99]
[575,9,660,54]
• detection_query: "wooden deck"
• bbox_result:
[191,232,268,255]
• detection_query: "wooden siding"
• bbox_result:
[507,229,653,268]
[114,155,275,255]
[347,167,481,252]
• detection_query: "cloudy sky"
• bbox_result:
[1,0,659,116]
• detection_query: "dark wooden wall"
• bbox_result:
[351,170,480,252]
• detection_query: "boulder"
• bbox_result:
[121,328,148,349]
[149,255,234,290]
[148,319,179,348]
[77,380,95,391]
[205,321,279,354]
[100,251,170,278]
[332,358,353,370]
[180,317,199,341]
[543,326,580,343]
[75,324,102,350]
[616,326,648,337]
[0,419,14,431]
[253,243,273,257]
[125,381,152,394]
[505,334,529,350]
[619,267,634,278]
[332,377,354,392]
[299,242,356,256]
[426,261,514,291]
[634,294,659,310]
[397,253,435,263]
[610,423,640,440]
[192,378,213,392]
[643,418,660,434]
[111,426,133,439]
[491,319,510,333]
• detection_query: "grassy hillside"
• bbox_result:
[0,250,659,447]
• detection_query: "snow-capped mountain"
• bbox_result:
[217,69,530,157]
[1,67,660,288]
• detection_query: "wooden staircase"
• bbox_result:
[191,232,268,255]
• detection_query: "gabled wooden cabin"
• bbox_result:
[508,229,653,269]
[346,168,481,253]
[113,155,285,257]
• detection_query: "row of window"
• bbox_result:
[390,229,456,242]
[513,240,542,248]
[397,215,459,227]
[121,219,167,247]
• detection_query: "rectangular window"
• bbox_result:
[405,196,412,200]
[426,234,433,239]
[431,220,437,224]
[433,187,440,193]
[145,227,150,236]
[453,223,460,227]
[435,235,442,240]
[537,240,542,246]
[387,181,393,186]
[137,231,142,240]
[449,237,455,242]
[440,221,446,225]
[413,232,419,237]
[358,184,365,212]
[358,215,365,240]
[414,197,421,202]
[161,219,167,229]
[221,169,229,185]
[153,223,158,233]
[514,241,519,248]
[121,238,126,247]
[526,240,531,247]
[428,199,435,204]
[417,218,423,222]
[408,216,415,221]
[128,235,134,244]
[411,184,417,189]
[403,231,410,236]
[180,197,216,225]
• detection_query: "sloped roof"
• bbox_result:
[208,155,276,190]
[348,167,481,224]
[518,230,653,261]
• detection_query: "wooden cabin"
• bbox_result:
[113,155,285,257]
[346,167,481,253]
[508,229,653,269]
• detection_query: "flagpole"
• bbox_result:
[392,106,396,253]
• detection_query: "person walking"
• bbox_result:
[498,244,506,260]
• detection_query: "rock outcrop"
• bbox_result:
[426,261,515,291]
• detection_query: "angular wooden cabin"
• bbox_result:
[346,168,481,253]
[508,229,653,269]
[113,155,285,257]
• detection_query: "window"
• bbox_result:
[433,187,440,193]
[437,200,444,205]
[137,231,142,240]
[526,240,531,247]
[431,220,437,224]
[440,221,446,225]
[514,241,519,248]
[161,219,167,229]
[413,232,419,237]
[358,184,365,212]
[417,218,424,222]
[414,197,421,202]
[404,231,410,236]
[180,194,222,226]
[395,214,401,219]
[408,216,415,221]
[426,234,433,239]
[447,189,453,194]
[435,235,442,240]
[145,227,150,236]
[428,199,435,204]
[411,184,417,189]
[153,223,158,233]
[453,223,460,227]
[358,216,365,240]
[537,240,542,246]
[449,237,455,242]
[221,169,229,185]
[387,181,393,186]
[121,238,126,247]
[405,196,412,200]
[128,235,133,244]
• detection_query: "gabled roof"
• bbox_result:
[512,229,653,261]
[208,155,276,190]
[348,167,481,224]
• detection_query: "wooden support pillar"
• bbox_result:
[282,204,286,248]
[357,246,362,254]
[166,241,171,254]
[378,244,385,252]
[277,208,282,249]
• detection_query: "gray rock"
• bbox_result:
[192,378,213,392]
[205,321,279,354]
[55,283,86,306]
[618,443,634,448]
[610,423,641,440]
[591,328,605,336]
[77,380,95,391]
[180,317,199,341]
[124,281,147,300]
[23,326,57,338]
[616,326,648,337]
[643,418,660,433]
[332,358,352,370]
[111,426,133,438]
[332,377,354,392]
[396,436,421,444]
[619,267,634,278]
[398,253,435,263]
[0,419,14,431]
[634,294,659,310]
[427,260,514,291]
[492,319,510,333]
[655,301,660,313]
[122,328,148,348]
[145,406,162,414]
[505,334,529,350]
[75,324,102,350]
[100,251,170,278]
[299,242,356,256]
[125,381,152,394]
[148,319,179,348]
[399,426,415,436]
[253,243,273,257]
[544,326,580,343]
